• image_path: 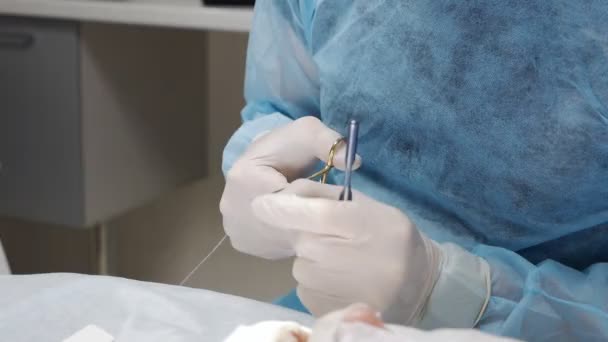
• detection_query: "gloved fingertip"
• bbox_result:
[332,151,363,171]
[352,155,363,170]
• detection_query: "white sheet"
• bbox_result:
[0,273,312,342]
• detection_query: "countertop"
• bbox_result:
[0,0,253,32]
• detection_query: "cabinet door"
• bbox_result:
[0,17,83,226]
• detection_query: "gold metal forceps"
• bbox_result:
[307,137,346,184]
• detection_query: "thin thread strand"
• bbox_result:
[179,234,227,286]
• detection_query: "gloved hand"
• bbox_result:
[309,304,520,342]
[252,180,491,328]
[220,117,360,259]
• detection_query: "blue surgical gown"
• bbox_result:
[222,0,608,340]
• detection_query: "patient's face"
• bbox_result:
[292,305,382,342]
[224,304,382,342]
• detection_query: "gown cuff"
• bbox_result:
[416,242,491,329]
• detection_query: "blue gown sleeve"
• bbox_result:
[222,0,320,175]
[474,245,608,340]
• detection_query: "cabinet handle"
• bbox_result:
[0,32,34,49]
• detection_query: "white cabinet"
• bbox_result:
[0,17,207,227]
[0,17,83,226]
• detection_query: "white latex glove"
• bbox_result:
[310,304,521,342]
[252,180,491,328]
[220,116,361,259]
